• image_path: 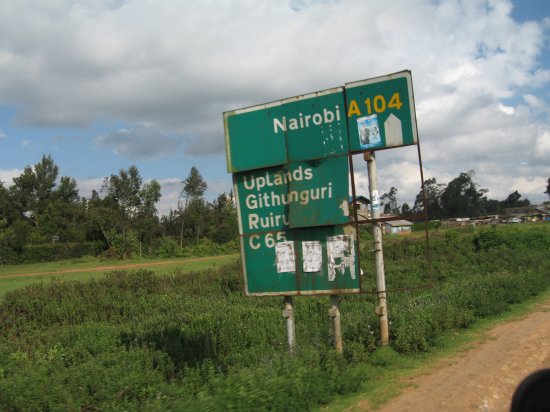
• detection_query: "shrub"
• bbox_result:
[0,242,104,264]
[155,237,181,258]
[0,225,549,410]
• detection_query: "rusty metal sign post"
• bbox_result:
[224,70,421,353]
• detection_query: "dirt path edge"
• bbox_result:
[371,299,550,412]
[0,255,235,279]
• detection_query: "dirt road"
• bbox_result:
[373,300,550,412]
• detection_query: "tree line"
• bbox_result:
[380,170,546,219]
[1,155,548,263]
[0,155,237,263]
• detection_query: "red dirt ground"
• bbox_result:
[367,299,550,411]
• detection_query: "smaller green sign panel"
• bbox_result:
[241,225,360,296]
[224,87,348,173]
[345,71,418,152]
[234,155,350,235]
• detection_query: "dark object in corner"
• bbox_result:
[511,368,550,412]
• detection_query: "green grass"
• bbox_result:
[0,254,239,297]
[0,225,548,411]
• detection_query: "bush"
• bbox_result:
[182,238,239,257]
[0,242,103,264]
[155,237,181,258]
[0,225,549,410]
[0,246,19,265]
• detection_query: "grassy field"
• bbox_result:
[0,254,239,297]
[0,224,548,410]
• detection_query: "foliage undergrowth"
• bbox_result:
[0,224,549,410]
[0,241,103,264]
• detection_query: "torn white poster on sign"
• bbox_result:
[302,241,322,273]
[326,235,356,281]
[275,241,296,273]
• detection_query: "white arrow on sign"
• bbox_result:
[384,113,403,147]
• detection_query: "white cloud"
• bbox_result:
[155,177,183,216]
[523,93,550,116]
[74,177,104,198]
[95,124,182,159]
[0,168,22,186]
[0,0,548,207]
[534,129,550,161]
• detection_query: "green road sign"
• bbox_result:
[224,70,419,296]
[234,155,350,235]
[241,225,360,296]
[224,87,348,173]
[345,71,418,152]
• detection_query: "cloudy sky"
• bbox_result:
[0,0,548,215]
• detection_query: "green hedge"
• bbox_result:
[0,242,103,264]
[0,225,549,410]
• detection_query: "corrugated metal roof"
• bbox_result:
[385,220,413,227]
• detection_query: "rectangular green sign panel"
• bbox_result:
[234,156,350,235]
[345,71,418,152]
[224,70,419,296]
[241,225,360,296]
[224,87,348,173]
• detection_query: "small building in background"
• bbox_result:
[350,195,371,220]
[384,220,413,235]
[504,204,550,222]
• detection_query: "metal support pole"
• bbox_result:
[282,295,296,354]
[329,294,343,353]
[364,152,390,346]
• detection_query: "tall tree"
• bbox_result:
[207,193,238,243]
[184,198,210,242]
[545,178,550,199]
[412,178,445,219]
[100,166,161,258]
[40,176,83,242]
[103,165,143,222]
[10,165,37,220]
[440,170,487,218]
[33,154,59,216]
[139,180,162,217]
[501,190,530,210]
[0,182,12,250]
[179,167,207,247]
[380,186,399,215]
[84,190,123,247]
[55,176,79,203]
[136,180,162,256]
[9,155,59,228]
[0,181,10,221]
